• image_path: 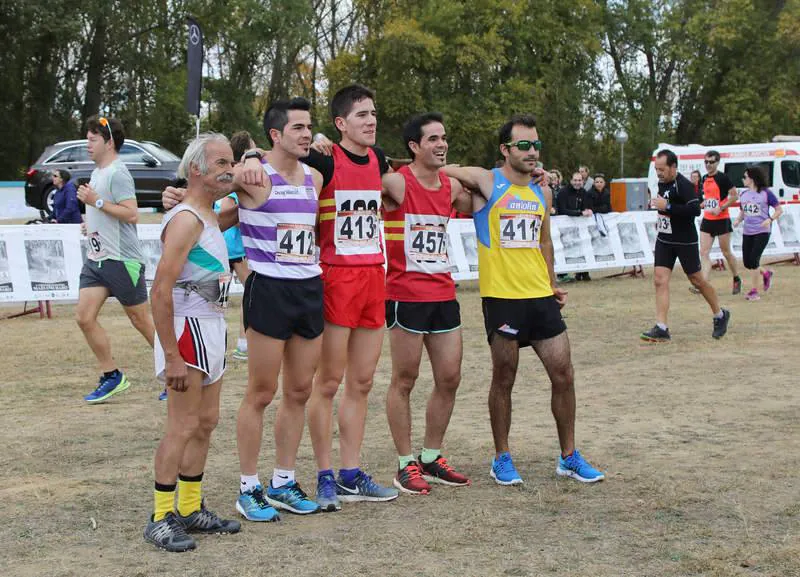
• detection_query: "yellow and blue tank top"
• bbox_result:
[474,168,553,299]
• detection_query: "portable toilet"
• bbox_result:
[610,178,649,212]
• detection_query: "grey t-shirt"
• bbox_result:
[85,159,143,263]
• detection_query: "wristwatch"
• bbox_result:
[95,198,105,210]
[243,150,262,162]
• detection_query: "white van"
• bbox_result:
[647,140,800,202]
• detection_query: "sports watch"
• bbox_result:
[95,198,105,209]
[243,150,262,162]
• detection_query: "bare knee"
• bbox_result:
[167,413,201,442]
[688,273,705,289]
[654,273,669,290]
[434,370,461,395]
[551,363,574,394]
[246,382,276,411]
[491,360,516,391]
[75,308,96,331]
[391,367,419,395]
[128,309,151,331]
[197,409,219,438]
[345,375,374,399]
[315,371,345,401]
[284,382,313,406]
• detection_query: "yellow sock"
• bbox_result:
[177,474,203,517]
[153,484,176,521]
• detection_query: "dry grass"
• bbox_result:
[1,263,799,577]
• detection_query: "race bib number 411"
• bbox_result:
[499,213,541,248]
[404,213,449,274]
[277,223,316,263]
[334,190,381,255]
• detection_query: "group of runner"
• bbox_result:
[72,85,782,555]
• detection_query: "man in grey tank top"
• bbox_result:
[75,116,155,403]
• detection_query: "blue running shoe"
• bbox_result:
[316,473,341,512]
[490,452,523,485]
[266,481,320,515]
[158,389,167,401]
[236,485,280,522]
[84,372,130,404]
[556,449,605,483]
[336,470,399,502]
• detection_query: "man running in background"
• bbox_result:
[641,149,731,342]
[76,116,155,403]
[144,133,240,552]
[382,112,473,495]
[697,149,741,294]
[445,114,605,486]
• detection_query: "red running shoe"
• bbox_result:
[393,461,431,495]
[420,455,471,487]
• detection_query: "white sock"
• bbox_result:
[272,468,295,488]
[714,310,724,319]
[237,338,247,352]
[240,474,260,493]
[657,322,668,331]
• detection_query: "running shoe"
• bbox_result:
[556,449,605,483]
[712,308,731,339]
[745,289,760,301]
[266,481,321,515]
[159,389,167,401]
[143,512,196,552]
[393,461,431,495]
[236,485,280,522]
[491,452,523,485]
[316,472,341,512]
[688,286,701,295]
[84,372,130,404]
[336,470,399,502]
[732,276,742,295]
[640,325,671,343]
[762,269,773,292]
[176,500,241,534]
[232,347,248,361]
[420,455,471,487]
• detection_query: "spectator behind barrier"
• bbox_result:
[587,173,611,214]
[51,169,82,224]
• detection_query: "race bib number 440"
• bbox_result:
[277,223,316,263]
[334,190,381,255]
[404,213,449,274]
[499,213,541,248]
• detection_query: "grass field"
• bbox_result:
[2,264,799,577]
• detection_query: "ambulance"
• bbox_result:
[647,137,800,203]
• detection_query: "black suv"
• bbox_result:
[25,139,180,216]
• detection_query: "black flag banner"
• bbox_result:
[186,17,203,116]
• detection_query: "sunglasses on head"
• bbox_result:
[99,117,115,150]
[504,139,542,152]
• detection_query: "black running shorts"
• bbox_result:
[654,239,701,275]
[386,299,461,334]
[481,296,566,347]
[700,219,733,236]
[243,272,324,340]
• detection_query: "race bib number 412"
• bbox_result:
[334,190,381,255]
[499,213,541,248]
[277,223,316,263]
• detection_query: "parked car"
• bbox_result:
[25,139,180,216]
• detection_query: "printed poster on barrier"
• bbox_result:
[0,240,12,293]
[589,214,615,264]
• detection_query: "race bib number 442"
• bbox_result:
[499,213,541,248]
[277,223,316,263]
[334,190,381,255]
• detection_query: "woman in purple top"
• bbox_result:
[734,166,783,301]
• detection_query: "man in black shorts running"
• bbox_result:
[641,149,730,342]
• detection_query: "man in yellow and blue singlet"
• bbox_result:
[444,115,604,485]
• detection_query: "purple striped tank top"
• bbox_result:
[239,162,321,279]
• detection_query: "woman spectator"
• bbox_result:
[734,166,782,301]
[587,173,611,214]
[548,170,562,215]
[690,170,702,194]
[51,169,82,224]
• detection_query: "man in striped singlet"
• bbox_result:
[445,114,605,486]
[144,133,240,552]
[231,98,325,521]
[382,113,474,495]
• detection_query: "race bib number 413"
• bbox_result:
[499,213,541,248]
[334,190,381,255]
[277,223,316,263]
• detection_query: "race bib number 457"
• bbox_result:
[404,213,449,274]
[334,190,381,255]
[277,223,316,263]
[499,213,541,248]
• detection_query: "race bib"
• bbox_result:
[499,213,541,249]
[87,232,107,260]
[404,213,449,274]
[655,215,672,234]
[704,198,719,210]
[334,190,381,254]
[213,272,232,313]
[276,223,316,263]
[741,202,760,216]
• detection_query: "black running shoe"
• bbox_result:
[732,276,742,295]
[640,325,671,342]
[144,512,196,552]
[712,308,730,339]
[176,500,241,534]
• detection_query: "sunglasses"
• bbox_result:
[704,159,718,165]
[99,117,115,150]
[504,139,542,152]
